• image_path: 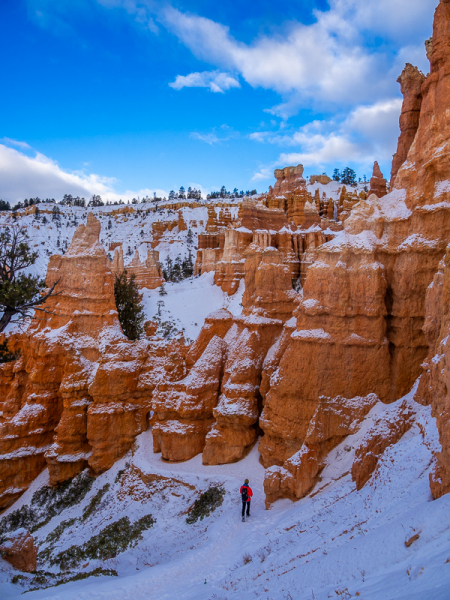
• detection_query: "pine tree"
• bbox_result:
[172,256,182,282]
[164,256,173,281]
[186,228,194,246]
[341,167,357,186]
[159,282,167,296]
[332,169,341,182]
[52,205,61,221]
[0,226,60,332]
[114,270,144,341]
[0,339,20,363]
[182,249,194,278]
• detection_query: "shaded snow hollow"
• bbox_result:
[141,272,244,342]
[1,386,450,599]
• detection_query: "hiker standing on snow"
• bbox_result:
[240,479,253,521]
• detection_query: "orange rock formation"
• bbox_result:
[0,530,37,572]
[369,162,387,198]
[0,214,186,508]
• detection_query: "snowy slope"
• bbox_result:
[1,384,449,599]
[0,202,232,335]
[141,273,244,342]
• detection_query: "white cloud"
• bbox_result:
[190,124,239,145]
[251,98,402,177]
[251,167,274,182]
[90,0,435,114]
[0,142,167,204]
[160,0,433,111]
[169,70,240,93]
[190,132,220,145]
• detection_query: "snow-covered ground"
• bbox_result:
[141,273,244,342]
[1,386,449,600]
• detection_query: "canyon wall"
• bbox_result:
[0,214,186,509]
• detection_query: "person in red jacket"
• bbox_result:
[240,479,253,521]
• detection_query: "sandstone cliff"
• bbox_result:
[0,214,186,508]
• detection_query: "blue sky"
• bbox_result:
[0,0,436,202]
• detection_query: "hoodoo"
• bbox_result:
[1,0,450,525]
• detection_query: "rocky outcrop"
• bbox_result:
[310,175,332,185]
[152,336,227,462]
[369,162,387,198]
[0,214,188,508]
[351,399,415,490]
[271,165,306,197]
[416,245,450,498]
[260,0,450,504]
[0,529,37,572]
[265,394,378,505]
[390,64,425,189]
[123,248,164,290]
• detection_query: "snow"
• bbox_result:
[378,188,411,220]
[0,201,216,283]
[141,272,244,342]
[434,181,450,197]
[398,234,441,251]
[419,201,450,212]
[1,384,449,600]
[291,328,331,340]
[324,230,379,252]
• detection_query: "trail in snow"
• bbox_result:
[1,388,450,600]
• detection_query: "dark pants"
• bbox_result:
[242,500,250,517]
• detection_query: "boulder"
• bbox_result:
[0,529,37,572]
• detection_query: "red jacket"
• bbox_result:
[240,484,253,502]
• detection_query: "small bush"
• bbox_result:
[114,469,125,484]
[243,552,252,565]
[82,484,110,521]
[51,514,155,569]
[43,518,76,547]
[186,486,225,524]
[24,568,118,593]
[0,470,94,537]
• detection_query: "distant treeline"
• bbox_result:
[0,185,259,213]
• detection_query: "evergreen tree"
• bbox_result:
[186,228,194,246]
[0,226,60,332]
[108,219,112,230]
[341,167,357,186]
[182,250,194,278]
[42,215,48,224]
[0,339,20,363]
[114,270,144,341]
[332,169,341,182]
[0,200,10,211]
[171,255,182,282]
[52,205,61,221]
[61,194,74,206]
[88,195,104,207]
[164,256,173,281]
[159,282,167,296]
